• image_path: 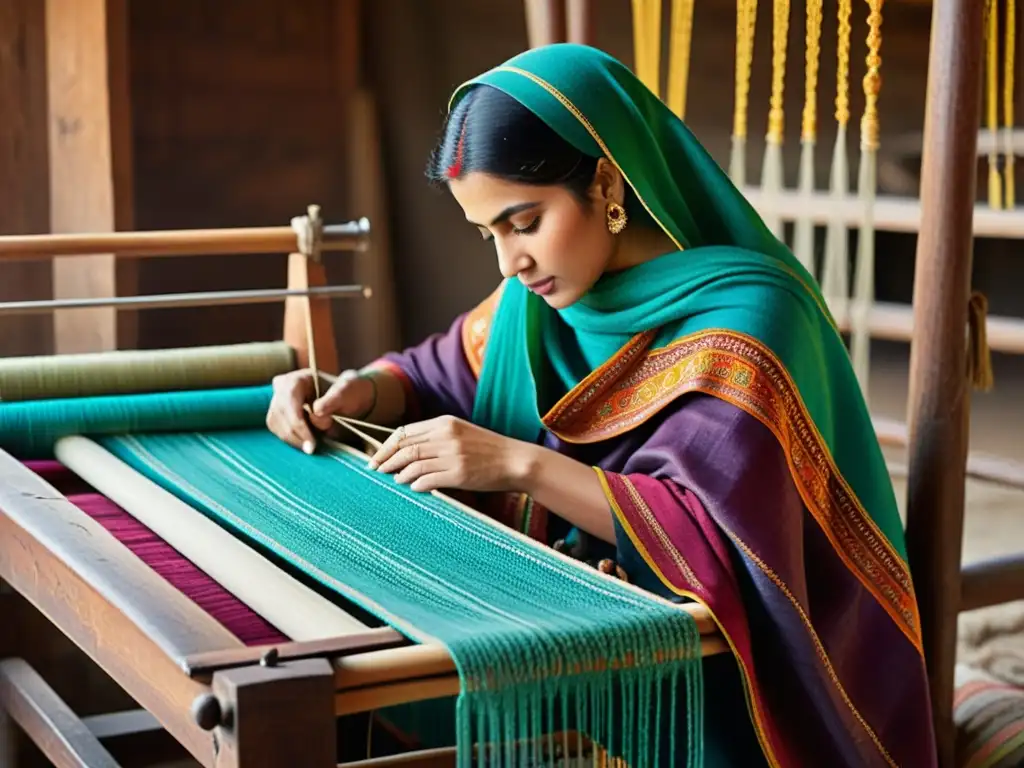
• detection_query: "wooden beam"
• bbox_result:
[45,0,136,353]
[903,1,986,765]
[0,0,52,357]
[524,0,566,47]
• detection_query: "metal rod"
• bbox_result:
[0,285,371,316]
[0,218,370,262]
[903,0,986,765]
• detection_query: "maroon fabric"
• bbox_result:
[25,460,288,647]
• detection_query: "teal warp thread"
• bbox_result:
[94,429,704,767]
[0,386,272,459]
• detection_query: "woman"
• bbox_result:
[267,43,937,767]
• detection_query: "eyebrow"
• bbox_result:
[468,201,539,228]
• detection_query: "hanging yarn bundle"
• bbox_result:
[849,0,884,399]
[987,0,1004,209]
[666,0,695,120]
[759,0,791,240]
[792,0,824,273]
[820,0,854,321]
[1005,0,1016,207]
[730,0,759,187]
[985,0,1017,210]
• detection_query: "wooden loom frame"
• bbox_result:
[0,214,725,768]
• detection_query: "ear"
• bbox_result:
[589,158,626,205]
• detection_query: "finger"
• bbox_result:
[375,442,441,475]
[394,458,449,486]
[267,407,306,452]
[283,399,317,454]
[311,370,359,424]
[409,469,459,493]
[369,419,438,467]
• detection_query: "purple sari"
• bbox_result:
[367,297,938,768]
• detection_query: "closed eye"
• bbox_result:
[512,216,540,235]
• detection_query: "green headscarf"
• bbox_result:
[448,43,908,564]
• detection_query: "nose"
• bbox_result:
[495,238,533,279]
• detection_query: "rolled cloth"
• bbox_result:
[0,386,272,459]
[0,342,294,402]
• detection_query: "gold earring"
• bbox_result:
[606,201,627,234]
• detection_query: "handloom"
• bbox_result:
[0,207,723,768]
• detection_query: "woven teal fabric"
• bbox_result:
[99,428,705,766]
[0,386,272,459]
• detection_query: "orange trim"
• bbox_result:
[459,282,505,379]
[595,468,783,768]
[552,330,922,656]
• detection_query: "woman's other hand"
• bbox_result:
[367,415,535,493]
[266,369,374,454]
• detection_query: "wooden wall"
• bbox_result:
[1,0,1022,360]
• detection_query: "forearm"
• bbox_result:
[517,445,616,544]
[356,365,408,427]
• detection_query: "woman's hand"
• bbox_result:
[266,369,375,454]
[368,415,536,493]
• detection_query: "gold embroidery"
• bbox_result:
[620,476,705,593]
[548,329,922,654]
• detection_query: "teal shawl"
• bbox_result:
[450,43,909,563]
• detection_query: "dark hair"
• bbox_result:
[426,85,649,224]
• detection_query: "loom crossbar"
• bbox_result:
[0,217,371,261]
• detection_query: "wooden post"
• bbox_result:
[0,0,52,357]
[566,0,594,45]
[45,0,136,353]
[283,253,340,374]
[204,659,336,768]
[904,2,986,765]
[524,0,566,48]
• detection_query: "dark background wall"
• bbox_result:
[3,0,1022,361]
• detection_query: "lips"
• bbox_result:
[526,277,555,296]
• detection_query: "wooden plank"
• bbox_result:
[903,1,987,766]
[0,450,244,765]
[960,554,1024,612]
[45,0,136,353]
[743,186,1024,240]
[0,658,121,768]
[182,627,406,679]
[0,0,52,357]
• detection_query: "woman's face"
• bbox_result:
[448,161,623,309]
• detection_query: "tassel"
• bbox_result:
[729,0,757,187]
[792,139,817,272]
[761,0,791,240]
[729,136,747,188]
[821,124,850,318]
[968,292,995,392]
[850,145,876,398]
[760,139,785,238]
[793,0,824,275]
